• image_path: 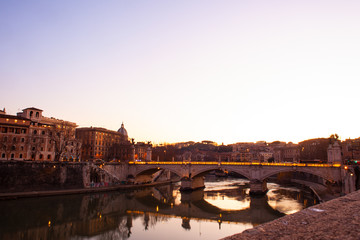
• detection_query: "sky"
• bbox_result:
[1,0,360,144]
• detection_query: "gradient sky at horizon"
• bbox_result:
[1,1,360,144]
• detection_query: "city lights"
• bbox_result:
[129,161,342,168]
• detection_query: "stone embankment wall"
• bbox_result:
[222,190,360,240]
[0,161,125,193]
[0,161,85,192]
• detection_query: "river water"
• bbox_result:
[0,178,318,240]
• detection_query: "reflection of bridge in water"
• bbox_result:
[131,185,285,225]
[0,182,311,239]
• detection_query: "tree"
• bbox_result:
[0,135,16,160]
[72,140,82,161]
[48,121,76,162]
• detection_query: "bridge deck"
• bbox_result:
[129,161,342,168]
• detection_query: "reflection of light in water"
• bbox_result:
[204,179,251,211]
[205,193,250,211]
[173,189,182,205]
[205,179,249,191]
[267,189,303,215]
[267,183,301,192]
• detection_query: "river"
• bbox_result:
[0,178,318,240]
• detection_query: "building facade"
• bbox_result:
[342,138,360,163]
[231,142,272,162]
[298,138,329,163]
[0,107,79,161]
[273,143,300,163]
[76,123,152,162]
[0,109,31,160]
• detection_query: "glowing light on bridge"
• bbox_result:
[128,161,342,168]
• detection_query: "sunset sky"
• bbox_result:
[1,1,360,144]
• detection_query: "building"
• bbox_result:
[76,123,152,162]
[258,151,274,162]
[134,142,152,161]
[342,138,360,163]
[76,124,132,161]
[231,142,272,162]
[0,109,31,160]
[273,143,300,163]
[0,107,79,161]
[231,142,254,162]
[298,138,329,163]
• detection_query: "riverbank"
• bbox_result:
[0,180,176,200]
[290,179,341,202]
[222,190,360,240]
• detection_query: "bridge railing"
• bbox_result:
[128,161,342,168]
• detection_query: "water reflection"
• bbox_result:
[0,179,317,240]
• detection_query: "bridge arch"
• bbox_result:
[191,166,251,180]
[224,169,252,180]
[259,167,340,183]
[132,165,183,179]
[191,165,222,178]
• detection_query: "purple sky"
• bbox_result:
[1,1,360,144]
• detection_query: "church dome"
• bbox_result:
[117,123,128,139]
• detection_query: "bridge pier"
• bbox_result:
[180,189,204,202]
[342,168,356,195]
[180,176,205,192]
[249,179,268,195]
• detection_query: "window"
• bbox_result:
[30,111,33,117]
[42,131,45,135]
[19,154,23,159]
[11,146,16,151]
[33,130,37,135]
[1,127,7,133]
[21,129,27,134]
[47,155,51,160]
[21,138,25,142]
[11,153,14,159]
[39,154,43,159]
[20,146,24,151]
[35,112,39,118]
[1,153,5,158]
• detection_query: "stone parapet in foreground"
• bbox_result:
[222,190,360,240]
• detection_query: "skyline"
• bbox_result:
[0,106,347,145]
[1,1,360,144]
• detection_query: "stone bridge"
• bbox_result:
[103,161,356,195]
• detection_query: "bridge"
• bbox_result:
[102,161,356,195]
